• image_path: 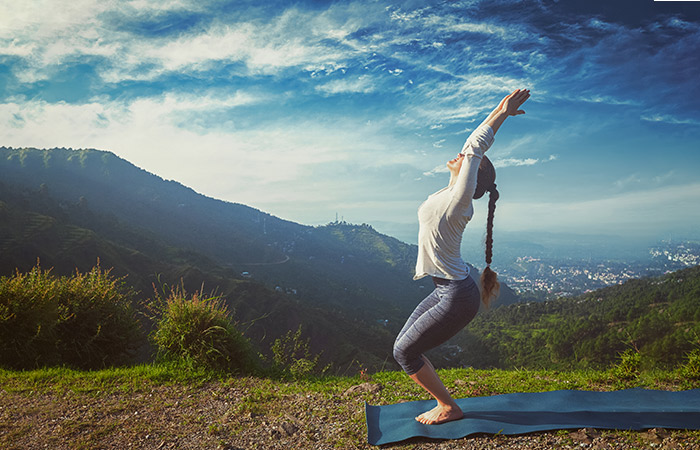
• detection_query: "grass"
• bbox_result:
[0,363,219,394]
[2,364,699,449]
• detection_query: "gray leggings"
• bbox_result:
[393,276,480,375]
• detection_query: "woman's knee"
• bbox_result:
[392,341,406,366]
[393,341,423,375]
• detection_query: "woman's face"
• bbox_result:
[446,153,464,176]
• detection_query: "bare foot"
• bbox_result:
[415,404,463,425]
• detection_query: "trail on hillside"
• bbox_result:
[239,254,290,266]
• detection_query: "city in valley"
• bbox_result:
[496,240,700,298]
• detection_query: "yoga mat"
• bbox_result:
[365,388,700,445]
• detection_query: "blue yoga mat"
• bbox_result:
[365,388,700,445]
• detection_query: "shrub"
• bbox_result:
[151,286,254,373]
[0,264,142,369]
[611,348,642,380]
[680,349,700,380]
[271,325,323,378]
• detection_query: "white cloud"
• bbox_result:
[3,95,347,177]
[653,171,675,184]
[133,19,353,78]
[388,4,529,42]
[124,0,196,13]
[641,114,700,126]
[586,18,614,31]
[578,95,638,106]
[614,173,642,189]
[0,40,35,58]
[493,155,557,169]
[143,3,372,77]
[315,75,376,95]
[614,170,677,189]
[0,1,107,39]
[493,157,538,168]
[423,165,449,176]
[0,0,116,82]
[2,2,372,83]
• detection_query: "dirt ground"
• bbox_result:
[2,380,700,450]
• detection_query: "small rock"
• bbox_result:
[280,422,298,437]
[651,428,670,439]
[641,429,664,444]
[569,429,593,444]
[344,383,382,395]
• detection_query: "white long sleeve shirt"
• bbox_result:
[414,122,495,281]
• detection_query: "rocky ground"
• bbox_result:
[2,377,699,450]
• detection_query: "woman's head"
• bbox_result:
[446,153,497,195]
[446,153,464,177]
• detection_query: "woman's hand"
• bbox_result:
[501,88,530,116]
[483,88,531,134]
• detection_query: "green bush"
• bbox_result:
[151,286,254,373]
[0,264,142,369]
[271,325,323,378]
[680,349,700,380]
[611,348,642,380]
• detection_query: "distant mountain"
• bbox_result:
[0,146,520,370]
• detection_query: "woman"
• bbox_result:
[393,88,530,425]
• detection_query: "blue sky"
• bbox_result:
[2,0,700,246]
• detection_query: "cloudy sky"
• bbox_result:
[2,0,700,246]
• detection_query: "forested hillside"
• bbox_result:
[448,265,700,370]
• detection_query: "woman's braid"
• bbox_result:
[480,184,500,307]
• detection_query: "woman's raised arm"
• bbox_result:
[482,88,530,134]
[450,89,530,210]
